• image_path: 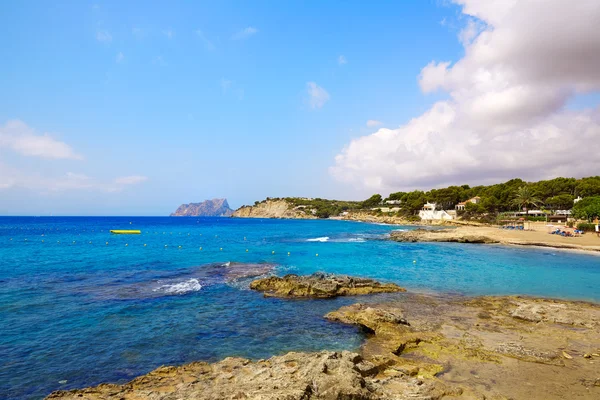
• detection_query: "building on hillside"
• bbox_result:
[574,196,583,204]
[385,200,402,205]
[422,202,437,211]
[419,202,454,221]
[455,196,481,211]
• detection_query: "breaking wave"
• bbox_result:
[306,237,330,242]
[153,278,202,295]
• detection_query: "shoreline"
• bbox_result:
[47,289,600,400]
[389,224,600,254]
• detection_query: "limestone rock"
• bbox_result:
[249,273,405,298]
[390,229,498,244]
[170,198,234,217]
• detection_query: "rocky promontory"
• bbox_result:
[249,273,406,298]
[232,199,316,219]
[170,199,234,217]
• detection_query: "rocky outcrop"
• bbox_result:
[390,228,498,244]
[170,199,233,217]
[249,273,406,298]
[232,199,316,219]
[324,295,600,399]
[46,350,460,400]
[46,294,600,400]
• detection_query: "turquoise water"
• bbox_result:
[1,217,598,399]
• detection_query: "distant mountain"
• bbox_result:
[170,199,234,217]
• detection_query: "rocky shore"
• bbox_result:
[249,273,406,298]
[47,275,600,400]
[390,228,498,244]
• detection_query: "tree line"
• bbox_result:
[385,176,600,217]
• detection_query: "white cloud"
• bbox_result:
[0,168,148,193]
[96,30,112,43]
[306,82,330,109]
[232,26,258,40]
[0,120,83,160]
[195,29,215,50]
[338,55,347,65]
[366,120,383,127]
[116,52,124,63]
[162,29,175,39]
[331,0,600,191]
[114,175,148,185]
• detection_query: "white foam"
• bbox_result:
[306,236,330,242]
[153,278,202,295]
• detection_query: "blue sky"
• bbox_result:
[1,1,599,215]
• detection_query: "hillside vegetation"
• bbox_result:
[245,176,600,221]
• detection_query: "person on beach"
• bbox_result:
[596,223,599,237]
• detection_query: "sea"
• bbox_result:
[1,216,599,399]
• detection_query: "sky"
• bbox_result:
[1,0,599,215]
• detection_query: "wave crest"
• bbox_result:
[306,237,329,242]
[153,278,202,295]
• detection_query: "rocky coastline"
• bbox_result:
[47,274,600,400]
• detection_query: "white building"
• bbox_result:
[455,196,481,211]
[419,202,454,220]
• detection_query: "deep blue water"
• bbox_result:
[1,217,598,399]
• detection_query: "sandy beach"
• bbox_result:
[391,222,600,253]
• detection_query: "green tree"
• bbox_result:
[545,194,574,211]
[361,194,382,209]
[571,197,600,221]
[511,186,541,216]
[481,196,500,213]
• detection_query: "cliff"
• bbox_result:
[170,199,234,217]
[232,199,316,219]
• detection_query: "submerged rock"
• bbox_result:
[249,273,406,298]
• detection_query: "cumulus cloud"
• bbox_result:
[232,27,258,40]
[338,55,347,65]
[331,0,600,191]
[306,82,330,109]
[0,120,83,160]
[366,120,383,127]
[96,30,112,43]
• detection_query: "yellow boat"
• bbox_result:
[110,230,141,234]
